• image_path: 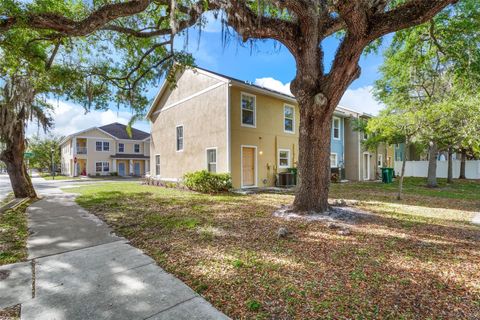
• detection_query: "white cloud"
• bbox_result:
[340,86,384,116]
[254,78,384,116]
[254,77,292,96]
[26,99,150,138]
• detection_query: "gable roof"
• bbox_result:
[99,123,150,140]
[146,67,369,119]
[59,123,150,146]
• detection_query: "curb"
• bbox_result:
[0,197,30,214]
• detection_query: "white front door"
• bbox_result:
[363,153,370,180]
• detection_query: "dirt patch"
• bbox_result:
[0,270,10,281]
[273,203,376,225]
[0,304,20,320]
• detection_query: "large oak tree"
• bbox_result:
[1,0,459,211]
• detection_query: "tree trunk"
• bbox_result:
[397,139,409,200]
[459,149,466,179]
[0,75,38,199]
[447,147,453,183]
[426,141,438,188]
[293,99,333,213]
[289,31,363,213]
[0,127,37,198]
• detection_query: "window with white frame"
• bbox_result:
[155,155,160,176]
[378,154,383,167]
[241,93,256,127]
[96,141,109,151]
[333,117,340,139]
[176,126,184,151]
[284,105,294,133]
[134,144,140,153]
[206,148,217,173]
[278,149,291,168]
[330,153,338,168]
[118,143,125,153]
[95,161,109,173]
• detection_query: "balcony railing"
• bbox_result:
[76,146,87,154]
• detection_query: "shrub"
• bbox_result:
[110,172,118,176]
[246,299,261,312]
[331,172,340,183]
[183,170,232,193]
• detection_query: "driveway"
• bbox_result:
[0,176,229,319]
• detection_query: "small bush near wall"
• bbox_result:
[183,170,232,193]
[143,176,183,189]
[331,172,340,183]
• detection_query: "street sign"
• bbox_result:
[24,152,33,159]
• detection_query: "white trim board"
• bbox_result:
[152,82,226,116]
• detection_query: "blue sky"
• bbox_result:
[28,13,388,137]
[184,16,388,91]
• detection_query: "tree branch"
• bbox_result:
[1,0,153,36]
[45,41,61,71]
[369,0,458,40]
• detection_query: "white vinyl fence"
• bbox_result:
[394,160,480,179]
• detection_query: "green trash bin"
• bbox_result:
[381,167,394,183]
[387,167,394,183]
[381,167,388,183]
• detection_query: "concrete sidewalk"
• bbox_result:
[1,184,228,319]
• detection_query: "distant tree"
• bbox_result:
[374,0,480,187]
[27,135,63,173]
[368,108,419,200]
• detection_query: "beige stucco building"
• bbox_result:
[147,68,387,188]
[60,123,150,177]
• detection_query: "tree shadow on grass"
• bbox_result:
[73,186,480,319]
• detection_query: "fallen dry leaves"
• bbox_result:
[74,180,480,319]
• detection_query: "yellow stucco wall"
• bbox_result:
[149,69,228,179]
[230,86,299,188]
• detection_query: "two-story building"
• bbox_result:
[60,123,150,177]
[147,68,386,188]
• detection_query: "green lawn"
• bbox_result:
[39,173,76,180]
[0,200,30,265]
[68,178,480,319]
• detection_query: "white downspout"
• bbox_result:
[226,80,231,173]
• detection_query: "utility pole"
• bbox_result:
[51,147,55,180]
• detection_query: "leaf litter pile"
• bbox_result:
[73,180,480,319]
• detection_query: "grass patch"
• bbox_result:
[69,179,480,319]
[39,173,75,180]
[0,200,30,265]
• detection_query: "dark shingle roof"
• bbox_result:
[111,154,149,159]
[99,123,150,140]
[195,67,296,101]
